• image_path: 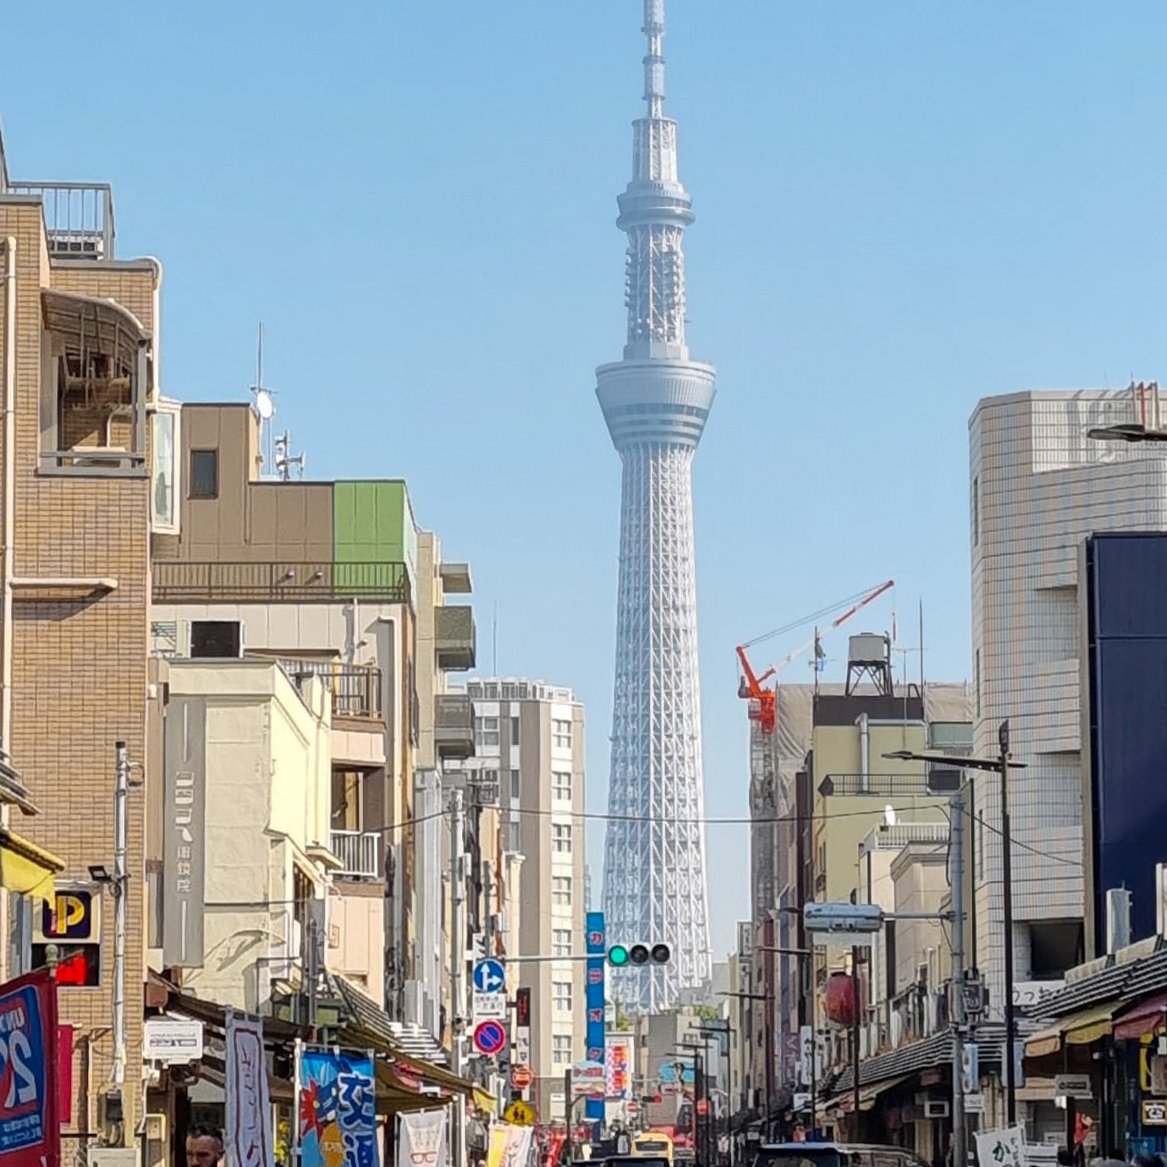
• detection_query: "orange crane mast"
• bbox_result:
[735,579,895,735]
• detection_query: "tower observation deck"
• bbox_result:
[598,0,714,1010]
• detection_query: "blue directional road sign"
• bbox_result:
[473,1020,507,1057]
[472,958,506,993]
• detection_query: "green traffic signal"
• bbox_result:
[607,942,671,967]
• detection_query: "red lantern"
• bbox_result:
[823,971,859,1026]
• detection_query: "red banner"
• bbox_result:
[0,968,60,1167]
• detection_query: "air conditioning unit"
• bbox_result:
[924,1100,950,1119]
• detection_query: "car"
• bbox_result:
[752,1142,930,1167]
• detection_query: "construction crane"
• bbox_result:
[735,579,895,735]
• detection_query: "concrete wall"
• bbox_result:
[168,659,332,1013]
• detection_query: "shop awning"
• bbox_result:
[1114,992,1167,1041]
[1026,1002,1117,1058]
[472,1088,497,1116]
[819,1073,913,1116]
[0,829,65,901]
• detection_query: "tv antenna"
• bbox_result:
[250,323,277,474]
[273,431,306,482]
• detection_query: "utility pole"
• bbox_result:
[450,788,467,1167]
[850,944,861,1136]
[999,720,1017,1127]
[950,788,967,1167]
[112,741,131,1137]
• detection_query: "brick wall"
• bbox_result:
[1,205,155,1135]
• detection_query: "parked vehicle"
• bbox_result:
[753,1143,929,1167]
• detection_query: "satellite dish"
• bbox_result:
[254,389,274,420]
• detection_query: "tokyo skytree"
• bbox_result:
[599,0,714,1010]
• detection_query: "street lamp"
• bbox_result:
[886,722,1027,1133]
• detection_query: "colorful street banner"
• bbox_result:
[225,1011,274,1167]
[298,1048,378,1167]
[397,1108,448,1167]
[0,968,60,1167]
[486,1123,533,1167]
[604,1037,631,1100]
[584,912,605,1123]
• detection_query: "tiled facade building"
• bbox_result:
[969,388,1167,1012]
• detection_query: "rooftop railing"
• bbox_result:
[153,560,410,605]
[8,182,115,260]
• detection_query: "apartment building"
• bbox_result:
[150,401,476,1033]
[158,659,334,1014]
[0,130,163,1142]
[969,388,1167,1013]
[454,677,586,1121]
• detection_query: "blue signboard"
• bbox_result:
[585,911,606,1123]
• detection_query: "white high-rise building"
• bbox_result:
[969,387,1167,1011]
[460,678,586,1121]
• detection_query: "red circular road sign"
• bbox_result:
[511,1065,533,1089]
[473,1020,507,1056]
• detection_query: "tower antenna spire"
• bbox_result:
[643,0,666,119]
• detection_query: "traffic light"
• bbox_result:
[607,943,671,967]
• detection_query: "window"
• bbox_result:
[553,981,573,1011]
[475,716,500,748]
[190,620,241,658]
[552,771,572,801]
[552,719,572,749]
[975,649,981,719]
[506,821,521,853]
[552,824,572,854]
[509,770,521,803]
[553,1035,572,1066]
[553,929,572,956]
[511,717,520,746]
[151,402,180,532]
[972,475,980,546]
[552,877,572,906]
[189,449,219,499]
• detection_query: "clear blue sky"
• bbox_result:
[7,1,1167,958]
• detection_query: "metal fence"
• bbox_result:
[153,560,409,604]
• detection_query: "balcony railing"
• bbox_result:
[9,182,116,260]
[435,693,474,760]
[435,604,476,670]
[153,560,409,604]
[330,830,381,879]
[272,658,383,720]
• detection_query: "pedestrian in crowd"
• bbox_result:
[185,1125,224,1167]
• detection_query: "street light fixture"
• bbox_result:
[886,724,1027,1133]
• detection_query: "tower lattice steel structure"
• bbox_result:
[598,0,714,1010]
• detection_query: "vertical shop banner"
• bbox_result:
[605,1036,631,1100]
[0,969,60,1167]
[584,911,606,1123]
[397,1108,448,1167]
[486,1123,532,1167]
[298,1049,377,1167]
[225,1011,274,1167]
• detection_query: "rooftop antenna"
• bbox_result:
[273,431,306,482]
[250,323,276,475]
[492,601,498,675]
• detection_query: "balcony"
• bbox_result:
[153,560,409,605]
[435,605,476,670]
[9,182,116,260]
[273,659,383,720]
[330,831,382,879]
[435,694,474,760]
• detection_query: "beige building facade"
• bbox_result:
[453,678,586,1121]
[1,132,161,1141]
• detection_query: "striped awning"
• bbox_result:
[1026,1002,1117,1058]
